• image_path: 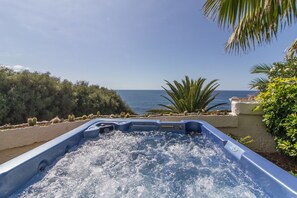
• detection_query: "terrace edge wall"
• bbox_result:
[0,121,88,151]
[0,101,276,164]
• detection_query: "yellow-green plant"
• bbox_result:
[27,118,36,126]
[68,114,75,122]
[257,77,297,157]
[250,59,297,92]
[238,136,254,146]
[227,133,254,146]
[289,171,297,178]
[81,115,88,120]
[32,117,37,125]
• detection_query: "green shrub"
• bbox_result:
[82,115,88,120]
[110,114,115,118]
[125,113,130,118]
[226,134,254,146]
[68,114,75,122]
[289,170,297,177]
[238,136,254,145]
[88,114,94,119]
[27,117,37,126]
[96,111,101,117]
[27,118,33,126]
[276,113,297,157]
[257,77,297,157]
[0,67,133,125]
[32,117,37,125]
[250,58,297,91]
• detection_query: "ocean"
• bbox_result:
[117,90,257,115]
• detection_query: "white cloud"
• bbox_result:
[12,65,30,71]
[1,64,30,72]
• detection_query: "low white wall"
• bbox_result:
[226,100,275,153]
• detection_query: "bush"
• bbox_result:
[238,136,254,145]
[0,67,133,125]
[277,113,297,157]
[257,77,297,157]
[250,59,297,91]
[96,111,101,117]
[82,115,88,120]
[68,114,75,122]
[227,133,254,146]
[32,117,37,125]
[125,113,130,118]
[27,117,37,126]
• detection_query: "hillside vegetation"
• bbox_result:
[0,67,133,125]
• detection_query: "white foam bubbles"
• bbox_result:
[14,131,269,198]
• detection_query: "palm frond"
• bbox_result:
[203,0,297,56]
[250,64,273,74]
[249,77,269,91]
[159,76,224,113]
[286,38,297,60]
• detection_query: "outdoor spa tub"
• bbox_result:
[0,119,296,197]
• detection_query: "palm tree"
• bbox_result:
[250,58,297,91]
[249,64,272,91]
[203,1,297,59]
[159,76,226,113]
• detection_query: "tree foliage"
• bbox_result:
[203,0,297,58]
[257,77,297,157]
[0,67,133,125]
[250,58,297,91]
[159,76,225,113]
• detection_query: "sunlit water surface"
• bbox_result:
[13,131,269,198]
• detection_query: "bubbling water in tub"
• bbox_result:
[14,131,269,198]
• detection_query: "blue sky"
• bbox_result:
[0,0,296,90]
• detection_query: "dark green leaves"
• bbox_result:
[257,77,297,157]
[0,67,132,125]
[203,0,297,58]
[249,58,297,91]
[159,76,225,113]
